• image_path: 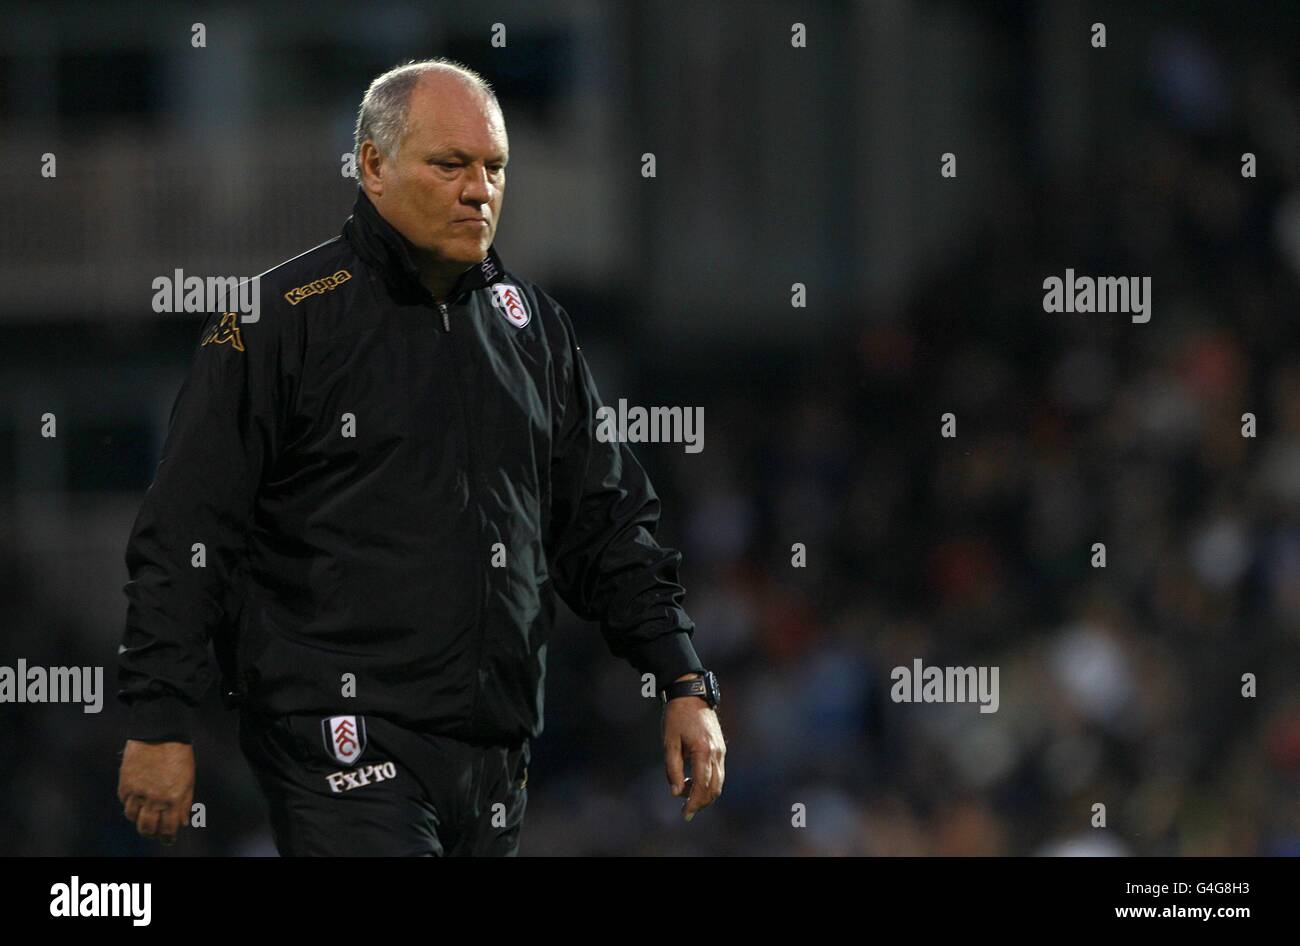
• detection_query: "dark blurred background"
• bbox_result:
[2,0,1299,856]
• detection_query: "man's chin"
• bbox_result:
[443,239,491,263]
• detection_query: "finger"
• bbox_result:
[157,806,183,844]
[697,749,725,807]
[683,749,712,820]
[709,741,725,795]
[123,794,143,822]
[664,734,686,797]
[135,802,162,838]
[684,761,711,819]
[692,746,714,796]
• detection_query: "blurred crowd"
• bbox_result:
[524,34,1300,856]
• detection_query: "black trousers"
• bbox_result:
[238,710,529,856]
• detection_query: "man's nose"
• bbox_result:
[461,165,494,204]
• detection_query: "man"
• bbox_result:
[116,58,725,856]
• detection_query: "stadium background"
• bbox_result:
[2,0,1298,856]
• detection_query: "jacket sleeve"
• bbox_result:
[118,308,290,743]
[545,303,704,688]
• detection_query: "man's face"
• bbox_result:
[364,73,508,266]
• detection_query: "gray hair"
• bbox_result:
[353,58,500,178]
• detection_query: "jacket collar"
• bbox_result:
[342,186,508,304]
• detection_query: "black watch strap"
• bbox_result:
[660,671,720,708]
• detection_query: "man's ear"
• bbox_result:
[360,141,385,198]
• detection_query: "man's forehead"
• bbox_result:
[406,124,509,158]
[408,117,504,157]
[404,78,507,151]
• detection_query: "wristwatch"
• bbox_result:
[660,670,721,709]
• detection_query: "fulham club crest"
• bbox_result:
[322,715,367,766]
[490,283,530,328]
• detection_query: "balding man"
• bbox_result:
[116,58,724,856]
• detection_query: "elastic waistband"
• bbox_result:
[238,707,528,754]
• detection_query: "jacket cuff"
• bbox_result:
[633,631,705,690]
[126,694,196,744]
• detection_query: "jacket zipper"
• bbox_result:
[438,293,490,737]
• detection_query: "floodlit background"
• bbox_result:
[2,0,1299,855]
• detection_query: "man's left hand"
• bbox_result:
[662,673,726,821]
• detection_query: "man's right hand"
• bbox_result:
[117,739,195,844]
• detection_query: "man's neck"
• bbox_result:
[409,250,471,305]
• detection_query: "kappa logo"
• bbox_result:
[489,283,530,328]
[321,715,367,766]
[284,269,352,305]
[200,312,245,352]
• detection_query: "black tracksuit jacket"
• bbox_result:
[118,186,703,746]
